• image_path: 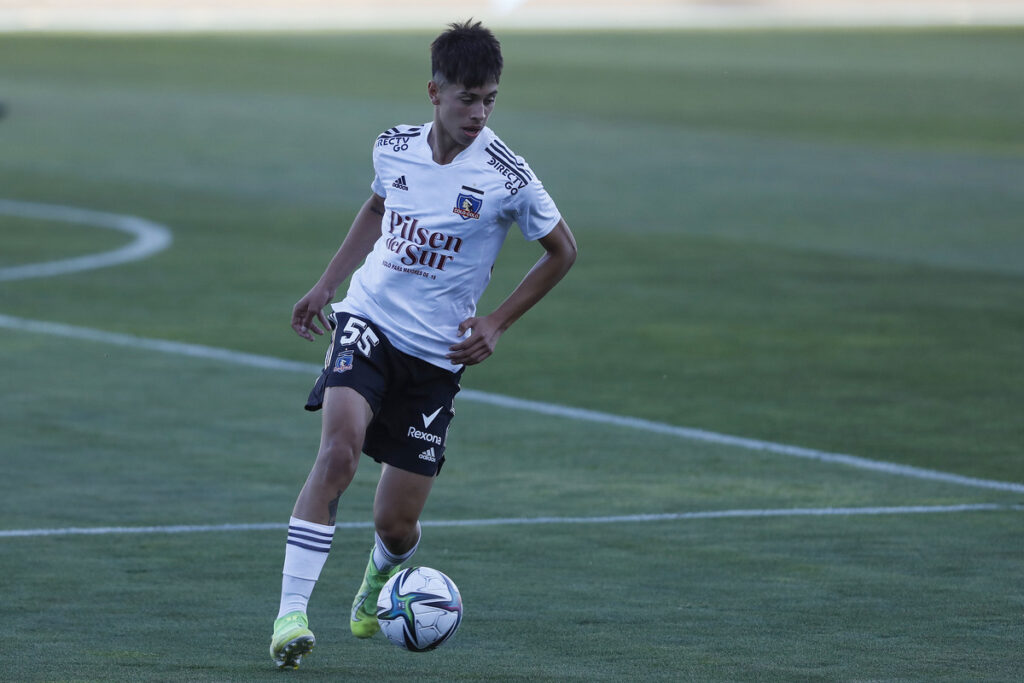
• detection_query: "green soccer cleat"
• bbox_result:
[269,611,315,669]
[350,549,402,639]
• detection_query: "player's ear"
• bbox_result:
[427,80,441,106]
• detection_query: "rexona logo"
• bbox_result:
[385,211,463,272]
[408,426,443,445]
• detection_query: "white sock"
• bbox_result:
[277,516,335,618]
[278,575,317,618]
[372,523,421,572]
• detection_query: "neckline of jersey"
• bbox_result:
[421,121,487,168]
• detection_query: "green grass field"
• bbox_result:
[1,27,1023,681]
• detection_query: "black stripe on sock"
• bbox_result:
[287,531,334,547]
[287,539,331,553]
[288,525,334,540]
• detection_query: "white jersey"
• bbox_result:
[333,122,561,371]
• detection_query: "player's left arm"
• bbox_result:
[447,218,577,366]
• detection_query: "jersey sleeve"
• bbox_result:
[511,175,561,241]
[370,139,387,198]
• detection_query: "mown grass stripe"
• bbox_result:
[1,311,1022,495]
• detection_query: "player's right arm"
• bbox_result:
[291,193,386,341]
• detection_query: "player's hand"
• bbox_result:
[447,315,502,366]
[291,285,333,341]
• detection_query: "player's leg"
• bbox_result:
[271,386,373,668]
[374,463,434,557]
[350,464,435,638]
[293,386,374,524]
[349,350,458,638]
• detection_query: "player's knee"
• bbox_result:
[314,439,360,488]
[375,516,419,552]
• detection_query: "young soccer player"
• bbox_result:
[270,20,577,668]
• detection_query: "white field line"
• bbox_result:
[1,311,1023,496]
[2,197,1022,546]
[0,199,173,281]
[2,504,1022,539]
[458,391,1024,494]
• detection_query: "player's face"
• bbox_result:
[429,79,498,151]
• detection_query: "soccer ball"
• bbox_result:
[376,566,463,652]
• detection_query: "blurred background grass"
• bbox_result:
[2,28,1022,479]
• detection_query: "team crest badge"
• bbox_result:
[333,349,354,373]
[453,192,482,220]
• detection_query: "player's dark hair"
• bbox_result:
[430,20,503,89]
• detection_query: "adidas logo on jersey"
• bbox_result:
[418,447,437,463]
[392,175,409,191]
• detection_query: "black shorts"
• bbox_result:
[305,312,462,477]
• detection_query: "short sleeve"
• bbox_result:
[370,139,387,198]
[513,176,561,241]
[371,173,387,198]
